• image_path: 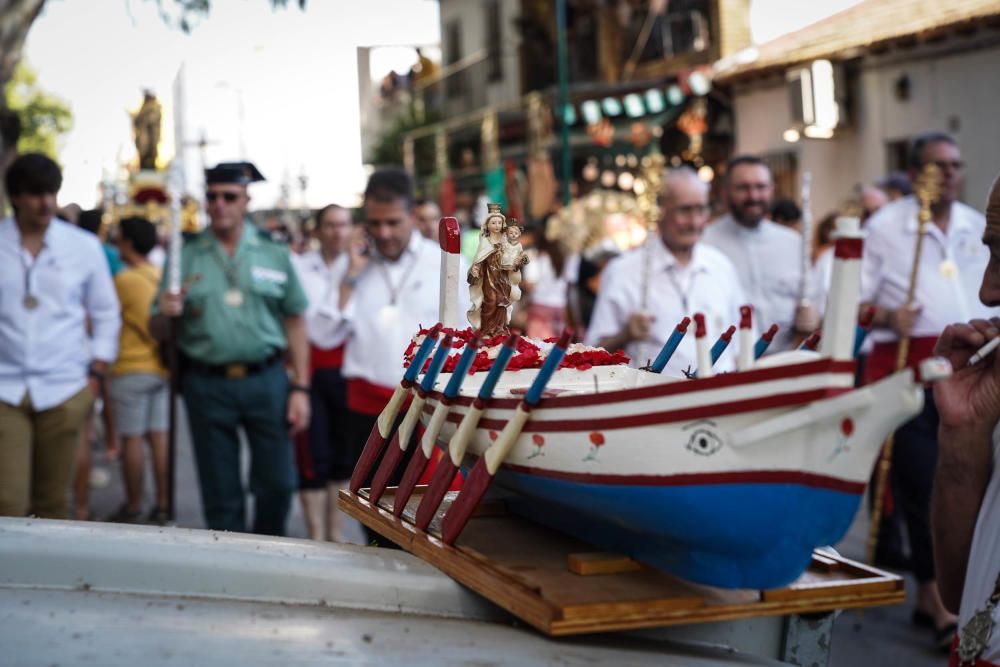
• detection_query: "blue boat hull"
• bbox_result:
[494,468,863,589]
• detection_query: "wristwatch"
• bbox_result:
[88,366,106,383]
[290,383,311,394]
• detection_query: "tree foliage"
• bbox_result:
[4,61,72,159]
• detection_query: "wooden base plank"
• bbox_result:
[339,486,905,637]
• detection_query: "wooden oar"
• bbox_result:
[414,333,519,531]
[440,330,571,545]
[369,333,455,505]
[349,323,442,493]
[391,333,483,517]
[798,330,822,351]
[649,316,690,373]
[710,325,737,364]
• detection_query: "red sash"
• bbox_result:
[310,344,344,373]
[347,378,399,416]
[863,336,939,385]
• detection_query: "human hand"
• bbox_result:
[889,304,922,338]
[346,227,370,277]
[159,290,184,318]
[793,303,820,334]
[933,319,1000,429]
[287,391,311,435]
[624,312,654,343]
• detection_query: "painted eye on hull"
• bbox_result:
[686,428,723,456]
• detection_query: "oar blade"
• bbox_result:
[368,431,405,505]
[350,419,395,493]
[392,447,431,517]
[440,457,492,545]
[415,458,459,530]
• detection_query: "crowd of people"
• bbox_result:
[1,128,998,662]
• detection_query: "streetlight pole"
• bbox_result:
[555,0,572,207]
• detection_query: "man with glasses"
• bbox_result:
[702,155,821,353]
[586,167,745,376]
[860,132,994,650]
[151,161,310,536]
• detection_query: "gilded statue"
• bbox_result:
[131,90,162,171]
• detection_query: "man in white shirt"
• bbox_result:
[414,199,441,242]
[332,169,469,540]
[586,167,745,376]
[862,132,996,648]
[290,204,351,541]
[931,173,1000,665]
[702,155,820,353]
[0,153,121,519]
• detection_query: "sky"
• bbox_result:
[22,0,860,210]
[24,0,440,209]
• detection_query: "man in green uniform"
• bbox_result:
[151,162,310,536]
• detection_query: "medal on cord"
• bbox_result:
[376,245,421,329]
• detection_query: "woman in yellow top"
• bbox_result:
[107,217,170,524]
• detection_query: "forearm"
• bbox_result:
[597,328,631,353]
[285,315,310,386]
[931,423,994,612]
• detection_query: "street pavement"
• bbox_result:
[81,400,949,666]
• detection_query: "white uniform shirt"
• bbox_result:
[861,196,996,343]
[585,239,746,376]
[958,425,1000,662]
[341,232,471,390]
[0,217,121,410]
[523,251,572,309]
[702,215,819,353]
[291,249,349,350]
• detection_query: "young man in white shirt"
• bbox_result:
[931,173,1000,665]
[290,204,352,541]
[0,153,121,519]
[585,167,746,376]
[701,155,820,353]
[334,169,469,541]
[863,133,996,648]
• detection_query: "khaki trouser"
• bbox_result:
[0,387,95,518]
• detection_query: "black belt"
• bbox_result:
[183,351,282,379]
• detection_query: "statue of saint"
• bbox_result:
[468,203,526,337]
[131,90,162,171]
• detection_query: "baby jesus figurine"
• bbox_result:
[501,221,529,303]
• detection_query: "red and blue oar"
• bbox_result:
[439,329,571,545]
[650,316,690,373]
[854,305,876,358]
[414,333,519,531]
[368,333,455,505]
[753,323,780,359]
[391,333,483,516]
[349,323,442,493]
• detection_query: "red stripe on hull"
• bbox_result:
[433,359,856,410]
[436,387,847,432]
[501,465,866,494]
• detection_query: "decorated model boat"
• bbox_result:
[350,213,951,590]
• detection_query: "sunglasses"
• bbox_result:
[206,191,241,203]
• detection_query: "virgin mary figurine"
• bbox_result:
[468,203,513,336]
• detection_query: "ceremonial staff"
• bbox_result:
[865,163,941,566]
[637,152,665,367]
[164,162,184,522]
